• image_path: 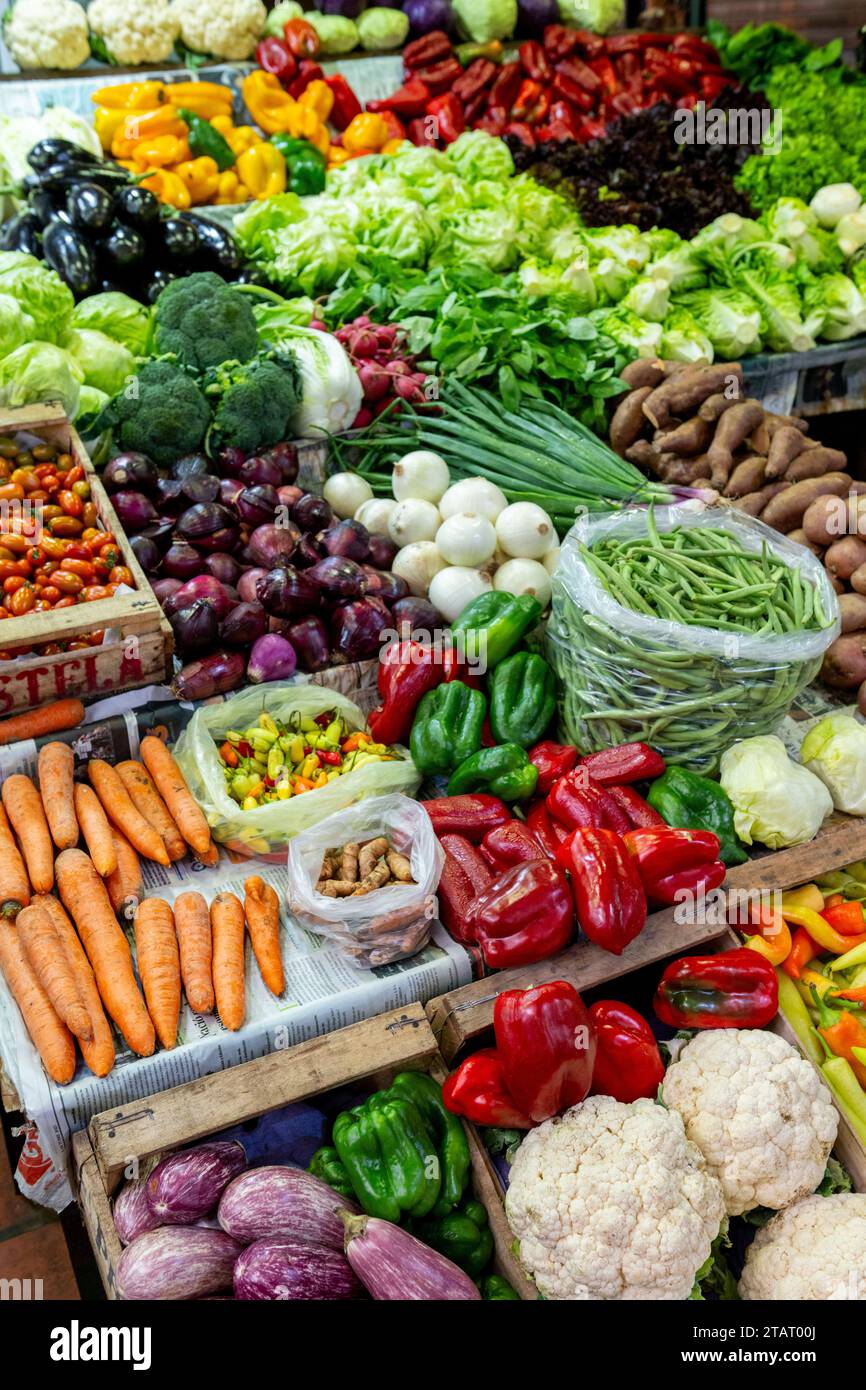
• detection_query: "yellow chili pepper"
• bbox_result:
[93,106,130,150]
[782,902,866,955]
[91,81,165,111]
[828,939,866,974]
[781,884,825,913]
[327,146,353,168]
[236,143,287,199]
[139,169,192,209]
[173,156,220,203]
[797,966,842,1002]
[298,80,334,122]
[343,113,389,153]
[242,70,299,136]
[132,135,192,169]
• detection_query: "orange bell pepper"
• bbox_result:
[112,108,185,159]
[381,138,407,155]
[327,147,353,167]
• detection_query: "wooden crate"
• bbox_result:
[428,816,866,1061]
[72,1002,535,1301]
[0,404,172,713]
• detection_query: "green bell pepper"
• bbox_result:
[647,766,748,866]
[410,680,486,776]
[448,743,538,802]
[308,1145,354,1198]
[270,134,327,195]
[451,591,541,670]
[413,1197,494,1277]
[481,1273,521,1300]
[177,109,236,171]
[332,1091,441,1223]
[489,651,556,747]
[390,1071,471,1216]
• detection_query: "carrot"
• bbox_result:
[0,698,84,746]
[0,918,76,1085]
[34,895,114,1078]
[37,742,78,850]
[105,829,142,919]
[87,760,169,866]
[134,897,180,1050]
[140,736,212,856]
[0,803,30,916]
[73,783,117,877]
[193,841,220,868]
[16,903,92,1041]
[1,774,54,893]
[244,875,284,997]
[55,848,155,1058]
[210,891,245,1032]
[175,891,213,1015]
[116,760,187,862]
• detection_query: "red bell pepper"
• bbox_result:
[367,639,442,745]
[481,819,542,871]
[647,860,726,908]
[504,121,535,145]
[555,55,601,94]
[589,1000,664,1103]
[442,1048,533,1129]
[544,103,582,141]
[378,109,407,143]
[527,740,577,796]
[467,859,573,969]
[453,58,496,104]
[518,40,552,83]
[654,949,779,1030]
[367,79,431,117]
[474,105,507,136]
[426,91,465,143]
[324,74,362,130]
[605,784,665,829]
[437,833,490,944]
[571,28,606,60]
[488,61,522,111]
[462,88,488,125]
[403,30,453,71]
[576,742,665,786]
[525,798,568,858]
[547,769,628,833]
[588,54,618,95]
[542,24,581,62]
[423,794,511,843]
[551,71,595,112]
[557,827,646,956]
[413,57,463,95]
[623,826,721,885]
[255,37,297,84]
[494,980,595,1123]
[288,61,324,99]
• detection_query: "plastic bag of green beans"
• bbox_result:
[545,504,840,775]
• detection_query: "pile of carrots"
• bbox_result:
[0,713,286,1086]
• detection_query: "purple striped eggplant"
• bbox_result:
[343,1214,482,1300]
[113,1177,160,1246]
[116,1226,244,1301]
[217,1165,358,1248]
[233,1237,365,1301]
[146,1141,246,1224]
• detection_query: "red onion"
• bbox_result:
[112,490,158,533]
[320,519,370,562]
[153,477,185,514]
[236,484,278,528]
[130,533,162,573]
[277,485,303,510]
[172,650,246,700]
[248,633,297,683]
[139,517,175,551]
[240,454,283,489]
[103,453,158,493]
[260,441,298,484]
[307,555,366,602]
[168,574,234,620]
[204,552,242,587]
[182,474,221,505]
[217,446,246,478]
[361,567,409,603]
[221,602,267,645]
[293,533,322,569]
[367,534,398,570]
[248,521,299,568]
[391,596,440,639]
[220,477,244,509]
[237,567,267,604]
[286,616,331,672]
[151,577,183,606]
[172,452,211,481]
[170,599,221,657]
[177,503,239,554]
[161,541,203,581]
[330,597,390,661]
[257,566,318,618]
[292,494,333,534]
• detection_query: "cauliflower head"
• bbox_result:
[740,1193,866,1300]
[663,1029,837,1217]
[87,0,180,66]
[505,1095,725,1300]
[170,0,266,59]
[4,0,90,69]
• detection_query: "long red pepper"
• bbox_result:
[557,827,646,956]
[589,1000,664,1103]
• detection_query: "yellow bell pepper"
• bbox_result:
[112,108,186,159]
[223,123,262,156]
[236,143,287,200]
[242,71,299,137]
[216,169,239,198]
[283,106,329,156]
[381,138,406,156]
[93,106,130,151]
[132,135,192,169]
[327,146,354,168]
[166,81,233,107]
[343,113,389,153]
[173,156,220,203]
[91,81,165,111]
[166,93,234,120]
[139,169,192,209]
[298,80,334,122]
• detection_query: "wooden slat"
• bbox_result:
[728,817,866,891]
[89,1003,438,1191]
[71,1130,124,1301]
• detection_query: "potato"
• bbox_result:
[800,478,857,544]
[847,495,866,537]
[825,537,866,581]
[858,679,866,720]
[821,634,866,690]
[838,594,866,633]
[851,563,866,595]
[787,528,824,557]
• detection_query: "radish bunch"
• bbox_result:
[332,316,431,427]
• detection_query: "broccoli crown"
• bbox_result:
[97,359,211,466]
[205,355,300,454]
[152,271,259,373]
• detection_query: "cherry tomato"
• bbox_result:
[39,535,67,559]
[86,631,105,647]
[65,639,91,650]
[71,480,90,500]
[0,482,24,501]
[39,643,63,655]
[7,585,35,615]
[33,599,53,612]
[81,584,112,602]
[49,516,83,538]
[41,585,61,605]
[81,502,98,529]
[0,561,30,581]
[0,533,29,554]
[58,490,83,517]
[62,543,92,562]
[52,571,83,595]
[40,506,63,524]
[60,558,97,582]
[108,566,134,587]
[53,597,76,609]
[96,543,122,568]
[3,575,26,594]
[64,464,84,485]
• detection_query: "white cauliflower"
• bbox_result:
[4,0,90,69]
[170,0,266,60]
[505,1095,725,1300]
[663,1029,838,1217]
[740,1194,866,1300]
[87,0,180,66]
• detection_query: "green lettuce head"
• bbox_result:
[661,307,714,364]
[357,6,409,49]
[720,734,833,849]
[675,287,763,357]
[0,291,35,358]
[557,0,624,34]
[71,292,152,356]
[452,0,517,43]
[306,12,359,53]
[0,341,83,418]
[430,206,519,272]
[75,384,110,429]
[802,272,866,341]
[64,328,135,397]
[447,130,515,185]
[801,714,866,816]
[0,253,74,343]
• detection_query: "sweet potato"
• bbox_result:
[737,488,775,517]
[609,386,653,456]
[642,363,744,430]
[725,456,766,499]
[654,417,712,457]
[821,634,866,690]
[773,475,851,540]
[764,425,807,480]
[660,455,713,486]
[698,392,737,423]
[620,359,667,389]
[785,450,838,483]
[825,538,866,582]
[624,439,673,477]
[706,400,765,489]
[766,413,809,437]
[838,594,866,634]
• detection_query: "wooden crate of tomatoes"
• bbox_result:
[0,404,172,713]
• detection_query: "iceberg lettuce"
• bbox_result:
[674,287,763,357]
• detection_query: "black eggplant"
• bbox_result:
[114,185,160,231]
[144,268,177,303]
[41,219,97,297]
[28,188,64,227]
[183,215,242,274]
[161,217,200,262]
[27,139,104,173]
[26,163,130,195]
[0,212,42,257]
[66,182,115,235]
[101,221,147,271]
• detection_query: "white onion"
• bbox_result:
[391,541,446,597]
[355,497,397,536]
[428,566,492,623]
[323,472,372,519]
[543,547,561,576]
[493,558,552,609]
[392,450,450,503]
[438,478,508,524]
[495,502,556,559]
[389,499,441,547]
[435,512,496,567]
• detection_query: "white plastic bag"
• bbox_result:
[287,795,445,968]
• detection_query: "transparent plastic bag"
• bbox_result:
[546,503,840,775]
[174,682,421,859]
[286,795,445,968]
